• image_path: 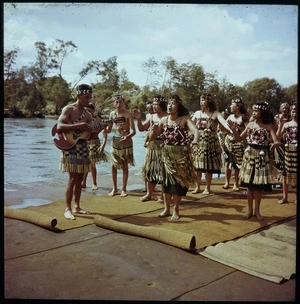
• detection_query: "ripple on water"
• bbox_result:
[10,198,52,209]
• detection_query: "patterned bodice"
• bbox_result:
[163,117,188,146]
[247,127,270,146]
[286,126,297,143]
[194,111,218,131]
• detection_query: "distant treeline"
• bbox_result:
[4,39,297,118]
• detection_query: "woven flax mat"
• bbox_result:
[5,182,296,250]
[199,217,296,283]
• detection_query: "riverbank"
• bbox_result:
[4,168,146,208]
[4,170,296,301]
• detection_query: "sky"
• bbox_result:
[3,2,298,89]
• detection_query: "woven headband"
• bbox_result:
[153,97,166,102]
[169,96,182,104]
[253,103,269,111]
[77,89,92,95]
[232,98,244,105]
[113,95,124,101]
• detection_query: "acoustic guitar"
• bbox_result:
[52,116,125,150]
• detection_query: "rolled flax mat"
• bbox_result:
[4,207,58,230]
[94,215,196,252]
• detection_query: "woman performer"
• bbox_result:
[276,103,297,204]
[191,93,232,195]
[149,94,199,221]
[229,101,281,221]
[133,95,168,202]
[222,98,249,190]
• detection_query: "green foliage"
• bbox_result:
[3,41,298,118]
[42,76,71,114]
[244,78,288,113]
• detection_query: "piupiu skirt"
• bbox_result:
[162,144,196,196]
[239,145,273,192]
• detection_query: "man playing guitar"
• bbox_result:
[57,84,96,220]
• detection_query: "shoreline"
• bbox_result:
[4,169,147,208]
[4,170,226,208]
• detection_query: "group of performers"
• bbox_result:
[56,84,297,221]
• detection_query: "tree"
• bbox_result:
[169,62,205,110]
[119,68,139,93]
[283,84,297,105]
[4,48,19,80]
[4,48,20,108]
[42,76,71,114]
[33,42,52,83]
[142,57,161,87]
[161,56,179,92]
[49,39,77,78]
[244,77,287,113]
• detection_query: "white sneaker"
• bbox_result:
[64,209,75,220]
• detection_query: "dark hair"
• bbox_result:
[153,94,167,112]
[76,84,92,95]
[253,102,274,124]
[112,94,124,102]
[232,97,248,115]
[201,93,217,111]
[169,94,189,117]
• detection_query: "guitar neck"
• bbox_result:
[90,117,124,130]
[89,118,113,130]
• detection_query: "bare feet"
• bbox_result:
[108,190,118,197]
[140,194,151,202]
[158,210,171,218]
[232,185,240,191]
[92,185,99,190]
[222,185,230,189]
[157,198,164,203]
[255,213,265,221]
[72,207,90,215]
[202,189,211,195]
[120,190,128,197]
[243,211,253,219]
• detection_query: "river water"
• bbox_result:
[4,117,147,186]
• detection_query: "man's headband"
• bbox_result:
[77,89,92,95]
[253,102,269,111]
